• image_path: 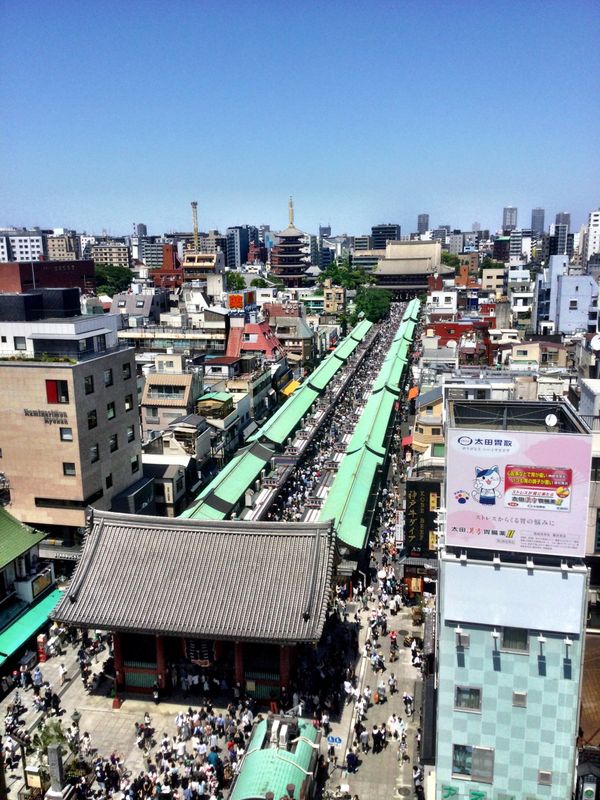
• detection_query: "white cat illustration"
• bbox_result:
[471,465,501,506]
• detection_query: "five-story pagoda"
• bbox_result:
[270,198,309,287]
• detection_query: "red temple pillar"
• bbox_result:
[112,631,124,687]
[234,642,244,686]
[156,635,167,690]
[280,645,291,689]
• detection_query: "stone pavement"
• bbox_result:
[322,600,424,800]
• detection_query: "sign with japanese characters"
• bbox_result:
[445,427,592,557]
[404,479,440,557]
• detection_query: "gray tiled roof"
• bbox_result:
[52,511,335,644]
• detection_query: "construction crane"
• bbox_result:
[191,201,199,252]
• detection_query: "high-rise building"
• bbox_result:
[531,208,545,236]
[0,289,145,554]
[318,224,331,238]
[502,206,518,232]
[435,399,591,799]
[586,209,600,263]
[0,229,45,261]
[270,198,309,287]
[136,223,148,237]
[226,226,258,269]
[550,223,569,256]
[417,214,429,235]
[92,242,131,268]
[555,212,571,230]
[371,224,401,249]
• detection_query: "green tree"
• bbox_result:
[250,278,269,288]
[353,287,392,322]
[95,265,133,296]
[318,256,373,290]
[441,251,461,270]
[226,272,247,291]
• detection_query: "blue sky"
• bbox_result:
[1,0,598,236]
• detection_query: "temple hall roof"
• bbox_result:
[52,510,335,644]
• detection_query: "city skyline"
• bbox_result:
[1,1,599,234]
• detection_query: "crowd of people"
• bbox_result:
[268,302,408,524]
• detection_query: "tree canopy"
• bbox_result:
[250,278,269,288]
[226,272,247,291]
[95,265,132,296]
[318,256,373,290]
[352,287,392,323]
[441,251,461,270]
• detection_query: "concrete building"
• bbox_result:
[353,235,373,251]
[502,206,518,232]
[110,286,170,326]
[46,234,78,261]
[0,229,45,262]
[322,279,345,314]
[418,214,430,235]
[435,400,591,799]
[140,353,203,441]
[534,254,599,335]
[531,207,545,236]
[0,289,142,555]
[0,259,96,294]
[92,241,131,268]
[181,250,225,282]
[226,226,257,269]
[586,209,600,264]
[371,223,401,249]
[481,266,506,298]
[448,234,463,256]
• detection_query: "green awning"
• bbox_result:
[0,588,64,663]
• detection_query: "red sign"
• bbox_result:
[504,465,572,512]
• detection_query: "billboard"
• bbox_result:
[404,479,441,558]
[445,427,592,557]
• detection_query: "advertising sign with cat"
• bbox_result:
[445,427,592,556]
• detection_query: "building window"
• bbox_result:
[501,627,529,652]
[14,336,27,351]
[84,375,94,395]
[176,476,184,492]
[105,473,113,489]
[107,401,116,420]
[109,434,118,453]
[118,300,127,308]
[125,394,133,412]
[46,379,69,404]
[512,691,527,707]
[538,770,553,786]
[127,425,135,443]
[146,406,158,419]
[87,409,98,429]
[452,745,494,782]
[569,300,578,310]
[135,299,145,308]
[90,444,99,463]
[455,686,481,711]
[59,427,73,442]
[432,427,441,436]
[591,457,600,482]
[122,362,131,380]
[62,462,76,476]
[131,455,140,474]
[103,368,113,387]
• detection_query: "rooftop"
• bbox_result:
[448,399,589,434]
[53,511,335,643]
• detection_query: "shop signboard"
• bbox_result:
[445,427,592,557]
[404,479,440,557]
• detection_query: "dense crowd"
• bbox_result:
[268,303,408,523]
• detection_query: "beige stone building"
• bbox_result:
[0,291,142,553]
[92,242,131,268]
[322,279,346,314]
[46,235,77,261]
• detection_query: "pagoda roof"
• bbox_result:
[276,223,306,239]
